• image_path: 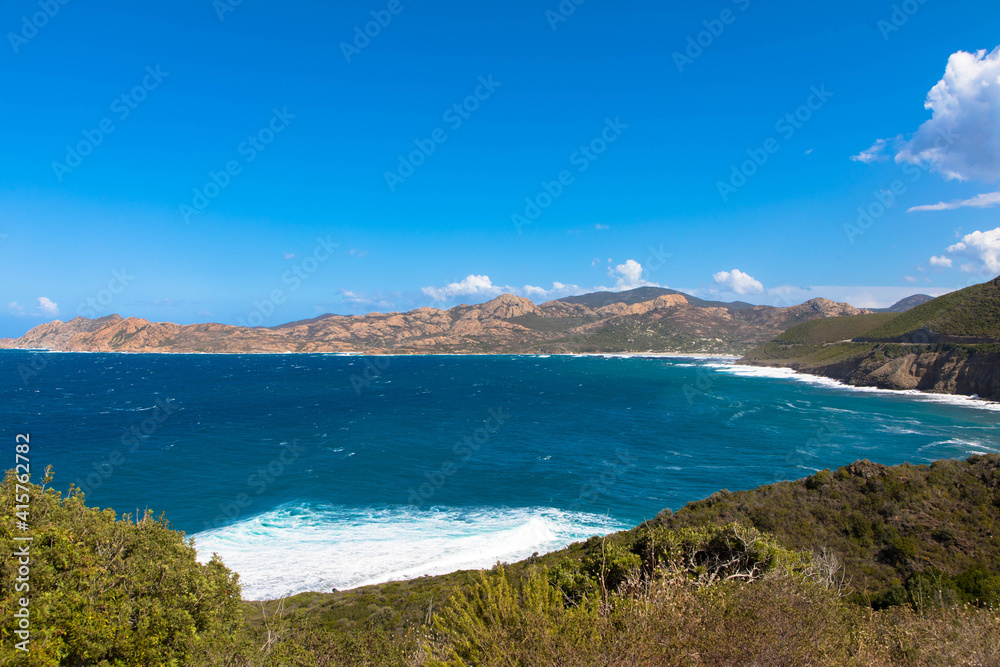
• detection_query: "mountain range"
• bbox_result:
[0,287,927,355]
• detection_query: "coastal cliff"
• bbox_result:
[834,345,1000,399]
[740,276,1000,401]
[750,343,1000,401]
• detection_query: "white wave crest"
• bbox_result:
[192,504,628,600]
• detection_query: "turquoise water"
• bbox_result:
[2,351,998,598]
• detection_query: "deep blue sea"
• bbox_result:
[3,351,999,599]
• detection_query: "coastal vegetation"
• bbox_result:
[860,277,1000,342]
[3,455,998,665]
[772,313,898,345]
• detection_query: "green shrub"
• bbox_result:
[427,564,600,666]
[954,566,1000,607]
[882,535,917,567]
[805,469,832,490]
[847,511,874,547]
[0,469,242,665]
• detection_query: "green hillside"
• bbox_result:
[740,277,1000,394]
[861,276,1000,341]
[774,313,899,344]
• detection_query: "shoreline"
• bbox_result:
[722,358,1000,411]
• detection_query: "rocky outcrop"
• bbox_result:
[784,345,1000,401]
[842,460,889,480]
[841,347,1000,400]
[595,294,687,317]
[465,294,540,320]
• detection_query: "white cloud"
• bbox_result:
[857,46,1000,213]
[682,284,954,309]
[10,298,60,317]
[335,289,398,311]
[896,46,1000,183]
[421,275,586,303]
[521,282,584,300]
[421,275,502,302]
[600,259,661,291]
[340,290,364,303]
[945,227,1000,274]
[594,224,610,230]
[851,138,892,163]
[712,269,765,295]
[903,275,918,283]
[283,252,296,260]
[803,287,942,309]
[610,260,643,289]
[37,297,59,317]
[929,255,953,268]
[908,190,1000,212]
[419,260,661,306]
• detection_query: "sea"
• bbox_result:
[3,351,998,599]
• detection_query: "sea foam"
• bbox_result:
[705,362,1000,412]
[192,504,629,600]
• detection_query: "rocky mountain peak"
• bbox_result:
[475,293,541,319]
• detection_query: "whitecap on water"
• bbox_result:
[191,504,628,600]
[706,363,1000,412]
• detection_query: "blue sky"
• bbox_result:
[2,0,1000,336]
